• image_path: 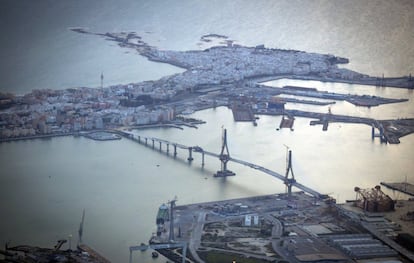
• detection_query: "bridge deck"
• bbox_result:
[121,132,322,198]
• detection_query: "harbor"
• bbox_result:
[121,128,414,262]
[1,2,414,263]
[139,190,414,263]
[1,28,413,145]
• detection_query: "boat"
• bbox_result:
[181,108,195,115]
[152,251,159,258]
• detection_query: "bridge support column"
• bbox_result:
[166,144,169,154]
[284,150,296,198]
[201,152,205,166]
[159,141,162,151]
[138,136,140,143]
[371,125,375,140]
[145,138,147,146]
[187,147,194,162]
[152,139,155,149]
[173,145,177,157]
[215,129,235,177]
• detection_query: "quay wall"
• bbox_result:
[249,74,414,89]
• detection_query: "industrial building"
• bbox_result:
[326,234,398,259]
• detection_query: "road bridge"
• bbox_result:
[119,130,323,198]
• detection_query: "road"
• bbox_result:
[189,211,206,263]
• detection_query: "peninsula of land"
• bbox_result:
[0,29,413,144]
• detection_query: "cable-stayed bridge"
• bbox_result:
[118,130,323,198]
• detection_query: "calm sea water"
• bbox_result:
[1,1,414,262]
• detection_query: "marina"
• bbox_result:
[83,131,122,141]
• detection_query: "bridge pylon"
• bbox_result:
[284,150,296,197]
[214,128,235,177]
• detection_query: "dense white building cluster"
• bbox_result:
[0,83,176,139]
[0,33,367,140]
[152,44,363,90]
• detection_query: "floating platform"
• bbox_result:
[231,105,255,122]
[279,116,294,129]
[309,119,329,131]
[214,170,236,177]
[84,131,121,141]
[381,182,414,197]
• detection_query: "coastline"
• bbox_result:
[1,31,413,145]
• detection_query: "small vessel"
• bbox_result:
[152,251,159,258]
[181,108,195,115]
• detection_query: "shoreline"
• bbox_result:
[252,74,414,89]
[148,191,414,263]
[1,31,413,145]
[1,113,413,144]
[71,29,414,90]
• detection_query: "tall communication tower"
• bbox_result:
[100,72,104,89]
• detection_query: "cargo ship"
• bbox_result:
[155,203,170,236]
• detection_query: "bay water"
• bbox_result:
[1,1,413,262]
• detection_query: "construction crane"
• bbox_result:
[168,196,178,242]
[78,209,85,247]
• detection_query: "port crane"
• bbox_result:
[129,197,188,263]
[168,196,178,242]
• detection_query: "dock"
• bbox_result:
[279,115,294,129]
[231,104,255,122]
[78,244,111,263]
[231,102,257,126]
[83,131,122,141]
[381,182,414,197]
